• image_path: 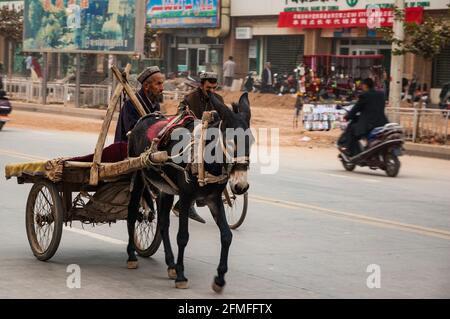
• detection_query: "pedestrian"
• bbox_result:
[261,62,273,93]
[293,91,304,129]
[223,56,236,90]
[0,63,4,92]
[382,70,390,101]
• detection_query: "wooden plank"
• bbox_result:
[111,65,147,117]
[98,157,144,180]
[89,64,131,186]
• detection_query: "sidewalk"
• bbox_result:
[10,100,450,160]
[11,100,116,121]
[404,143,450,160]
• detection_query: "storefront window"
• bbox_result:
[177,48,187,72]
[198,49,206,67]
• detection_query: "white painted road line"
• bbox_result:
[322,172,380,183]
[250,195,450,240]
[64,226,127,246]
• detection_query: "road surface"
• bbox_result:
[0,127,449,298]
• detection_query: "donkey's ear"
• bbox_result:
[232,103,240,113]
[208,92,233,119]
[239,92,250,108]
[239,92,251,123]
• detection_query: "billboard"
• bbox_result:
[147,0,220,28]
[23,0,146,54]
[0,0,24,10]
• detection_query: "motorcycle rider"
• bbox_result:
[339,78,388,157]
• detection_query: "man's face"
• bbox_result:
[201,80,218,95]
[143,73,165,97]
[362,84,369,92]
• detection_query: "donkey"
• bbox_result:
[126,92,253,292]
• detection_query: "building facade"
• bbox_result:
[147,0,231,78]
[227,0,450,89]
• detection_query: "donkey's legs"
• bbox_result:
[208,194,233,293]
[127,174,144,269]
[158,192,176,279]
[174,196,192,288]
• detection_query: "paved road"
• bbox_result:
[0,127,449,298]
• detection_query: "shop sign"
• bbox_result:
[147,0,221,28]
[236,27,253,39]
[279,7,424,29]
[232,0,450,16]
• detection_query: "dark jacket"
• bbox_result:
[114,89,160,143]
[261,68,273,86]
[346,89,388,137]
[178,87,224,119]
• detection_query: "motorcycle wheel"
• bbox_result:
[385,153,401,177]
[342,160,356,172]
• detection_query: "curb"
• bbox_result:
[11,101,114,121]
[404,143,450,160]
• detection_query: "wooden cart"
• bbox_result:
[4,64,167,261]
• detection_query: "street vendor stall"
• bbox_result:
[303,54,385,98]
[302,102,348,132]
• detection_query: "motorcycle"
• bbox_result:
[0,90,12,131]
[337,104,405,177]
[243,72,256,92]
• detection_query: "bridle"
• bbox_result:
[216,120,250,170]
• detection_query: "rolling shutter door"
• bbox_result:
[266,36,304,75]
[433,46,450,88]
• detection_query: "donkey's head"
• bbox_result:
[209,92,253,195]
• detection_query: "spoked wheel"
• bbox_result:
[385,153,401,177]
[25,181,64,261]
[134,189,161,257]
[222,184,248,230]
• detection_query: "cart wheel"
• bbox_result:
[134,193,161,257]
[223,184,248,230]
[25,181,64,261]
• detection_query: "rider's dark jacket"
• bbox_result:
[114,89,160,143]
[178,87,225,119]
[346,89,388,137]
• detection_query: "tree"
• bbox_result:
[381,6,450,90]
[0,6,24,77]
[380,6,450,142]
[0,6,23,42]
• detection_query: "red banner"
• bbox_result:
[278,7,424,29]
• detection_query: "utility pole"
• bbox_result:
[41,52,48,105]
[75,53,81,108]
[389,0,405,123]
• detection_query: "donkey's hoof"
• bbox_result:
[127,261,139,269]
[212,281,225,294]
[175,281,189,289]
[168,268,177,280]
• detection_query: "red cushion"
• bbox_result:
[69,142,129,163]
[146,119,170,142]
[146,115,195,144]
